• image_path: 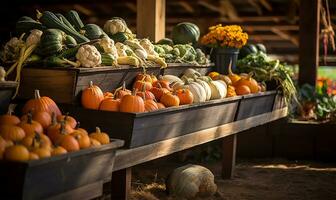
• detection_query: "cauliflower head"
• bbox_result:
[139,38,157,56]
[76,45,102,68]
[99,37,118,59]
[115,42,128,57]
[103,18,132,35]
[26,29,43,46]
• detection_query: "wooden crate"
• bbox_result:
[17,66,161,104]
[61,96,241,148]
[0,81,17,114]
[0,139,124,200]
[236,91,277,120]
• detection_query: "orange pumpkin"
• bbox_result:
[60,135,80,152]
[19,113,43,137]
[57,114,77,129]
[156,102,166,109]
[47,117,73,144]
[0,111,20,125]
[137,90,155,101]
[150,74,158,83]
[74,122,88,135]
[4,145,30,161]
[160,93,180,107]
[51,146,68,156]
[99,97,120,112]
[0,136,7,159]
[150,87,170,101]
[89,127,110,145]
[144,99,159,112]
[208,72,220,80]
[103,92,113,99]
[135,73,153,83]
[133,80,152,91]
[234,74,259,93]
[71,130,91,149]
[119,91,145,113]
[22,89,62,116]
[114,82,131,100]
[32,111,51,129]
[227,61,241,85]
[81,81,104,110]
[0,125,25,142]
[235,85,251,95]
[226,85,237,97]
[90,138,101,147]
[176,89,194,105]
[32,147,51,158]
[152,79,171,90]
[29,152,39,160]
[21,132,52,150]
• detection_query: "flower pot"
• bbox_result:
[211,48,239,74]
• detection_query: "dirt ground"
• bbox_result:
[130,158,336,200]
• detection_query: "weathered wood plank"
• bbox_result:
[110,168,132,200]
[113,107,287,171]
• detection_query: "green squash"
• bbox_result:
[157,38,174,46]
[15,16,45,35]
[81,24,105,40]
[171,22,200,45]
[109,32,129,43]
[256,43,267,54]
[238,44,259,59]
[38,29,66,56]
[64,35,77,47]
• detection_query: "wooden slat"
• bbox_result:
[113,107,287,171]
[222,134,237,179]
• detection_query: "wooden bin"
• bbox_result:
[0,81,17,114]
[236,91,277,120]
[0,139,124,200]
[61,96,241,148]
[17,66,161,104]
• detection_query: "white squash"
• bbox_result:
[209,80,226,99]
[161,75,183,84]
[183,68,201,78]
[195,79,211,101]
[185,81,206,103]
[167,164,217,199]
[171,81,185,90]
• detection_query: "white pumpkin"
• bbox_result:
[183,68,201,78]
[195,79,212,101]
[171,81,185,90]
[185,81,206,103]
[209,80,227,99]
[162,75,183,84]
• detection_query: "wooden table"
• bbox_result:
[109,107,288,199]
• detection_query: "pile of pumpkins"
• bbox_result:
[0,90,110,162]
[81,67,265,113]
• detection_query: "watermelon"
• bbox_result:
[171,22,200,45]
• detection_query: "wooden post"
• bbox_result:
[137,0,166,42]
[298,0,320,87]
[110,168,132,200]
[222,134,237,179]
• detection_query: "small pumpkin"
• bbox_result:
[32,111,51,129]
[114,82,131,99]
[90,138,101,147]
[22,89,62,116]
[0,125,26,142]
[227,61,241,85]
[156,102,166,109]
[71,130,91,149]
[137,90,155,101]
[213,74,232,86]
[161,92,180,107]
[144,99,159,112]
[235,85,251,95]
[119,90,145,113]
[234,73,259,93]
[150,74,158,83]
[32,147,51,158]
[99,97,120,112]
[226,85,237,97]
[89,127,110,145]
[60,134,80,152]
[152,79,172,90]
[21,132,52,150]
[74,122,88,135]
[47,116,73,144]
[29,152,39,160]
[133,80,153,91]
[51,146,68,156]
[150,86,170,101]
[0,110,20,125]
[176,89,194,105]
[57,113,77,129]
[208,71,220,80]
[19,112,43,137]
[135,73,153,83]
[4,145,30,161]
[103,92,113,98]
[81,81,104,110]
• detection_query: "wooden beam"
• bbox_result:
[110,168,132,200]
[247,0,263,15]
[198,0,226,16]
[125,2,137,13]
[177,1,195,13]
[298,0,320,86]
[222,134,237,179]
[220,0,241,21]
[137,0,165,42]
[271,28,299,46]
[259,0,272,11]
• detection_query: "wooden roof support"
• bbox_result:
[259,0,272,11]
[137,0,166,42]
[177,1,195,13]
[125,2,137,13]
[247,0,263,15]
[271,27,299,46]
[298,0,320,87]
[198,0,226,16]
[220,0,241,21]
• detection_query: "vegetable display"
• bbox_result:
[0,92,113,162]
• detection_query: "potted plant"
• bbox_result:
[200,24,248,74]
